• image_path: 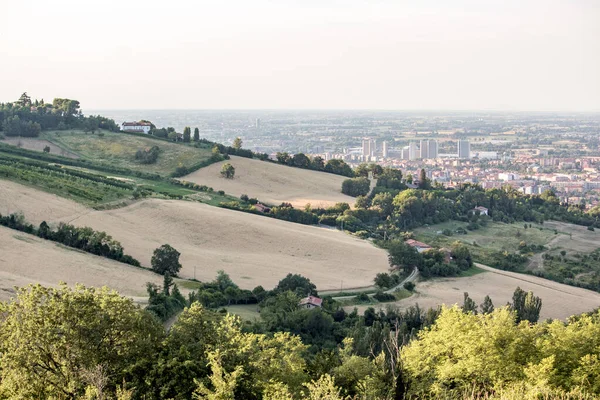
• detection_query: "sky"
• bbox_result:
[1,0,599,111]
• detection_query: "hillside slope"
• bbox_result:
[0,181,389,290]
[182,156,356,208]
[351,263,600,320]
[0,226,162,302]
[43,130,213,175]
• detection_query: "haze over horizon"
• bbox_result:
[2,0,599,112]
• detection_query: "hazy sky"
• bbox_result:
[1,0,598,111]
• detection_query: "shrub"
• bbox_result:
[373,291,396,302]
[404,281,416,291]
[356,293,370,302]
[341,177,370,197]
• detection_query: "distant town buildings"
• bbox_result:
[121,121,152,134]
[458,140,471,159]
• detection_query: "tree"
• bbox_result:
[387,240,422,273]
[16,92,32,107]
[220,163,235,179]
[43,145,51,153]
[325,159,353,177]
[310,156,325,171]
[354,195,370,209]
[193,127,200,142]
[183,126,191,142]
[275,273,317,296]
[194,350,243,400]
[0,284,163,398]
[510,287,542,323]
[418,169,430,189]
[341,177,370,197]
[151,244,182,276]
[232,137,242,150]
[480,295,494,314]
[292,153,311,168]
[461,292,477,314]
[276,152,291,164]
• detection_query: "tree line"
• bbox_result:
[0,92,119,137]
[0,213,140,266]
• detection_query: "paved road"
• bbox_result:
[333,267,418,300]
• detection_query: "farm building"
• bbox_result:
[299,295,322,309]
[121,121,152,134]
[405,239,432,253]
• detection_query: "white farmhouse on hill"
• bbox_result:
[121,121,152,134]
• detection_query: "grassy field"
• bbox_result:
[414,220,558,265]
[414,220,600,291]
[224,304,261,321]
[0,141,238,208]
[43,130,213,176]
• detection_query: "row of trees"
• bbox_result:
[275,152,354,177]
[0,213,140,266]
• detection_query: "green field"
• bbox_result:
[414,220,557,265]
[414,220,600,291]
[224,304,261,321]
[0,138,239,208]
[44,130,213,176]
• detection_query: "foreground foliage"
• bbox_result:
[1,284,599,399]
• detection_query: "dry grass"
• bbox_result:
[0,226,163,303]
[350,263,600,320]
[182,156,356,208]
[0,181,390,291]
[0,137,79,158]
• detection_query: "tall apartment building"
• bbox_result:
[420,140,429,160]
[428,140,438,158]
[382,141,388,158]
[361,138,377,160]
[458,140,471,159]
[418,139,438,159]
[409,142,419,160]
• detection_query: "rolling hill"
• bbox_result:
[0,180,390,291]
[182,155,356,208]
[41,130,214,175]
[0,225,162,302]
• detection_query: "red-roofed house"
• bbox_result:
[405,239,432,253]
[299,295,323,309]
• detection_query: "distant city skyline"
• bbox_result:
[2,0,598,111]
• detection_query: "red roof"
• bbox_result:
[405,239,432,249]
[299,295,322,307]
